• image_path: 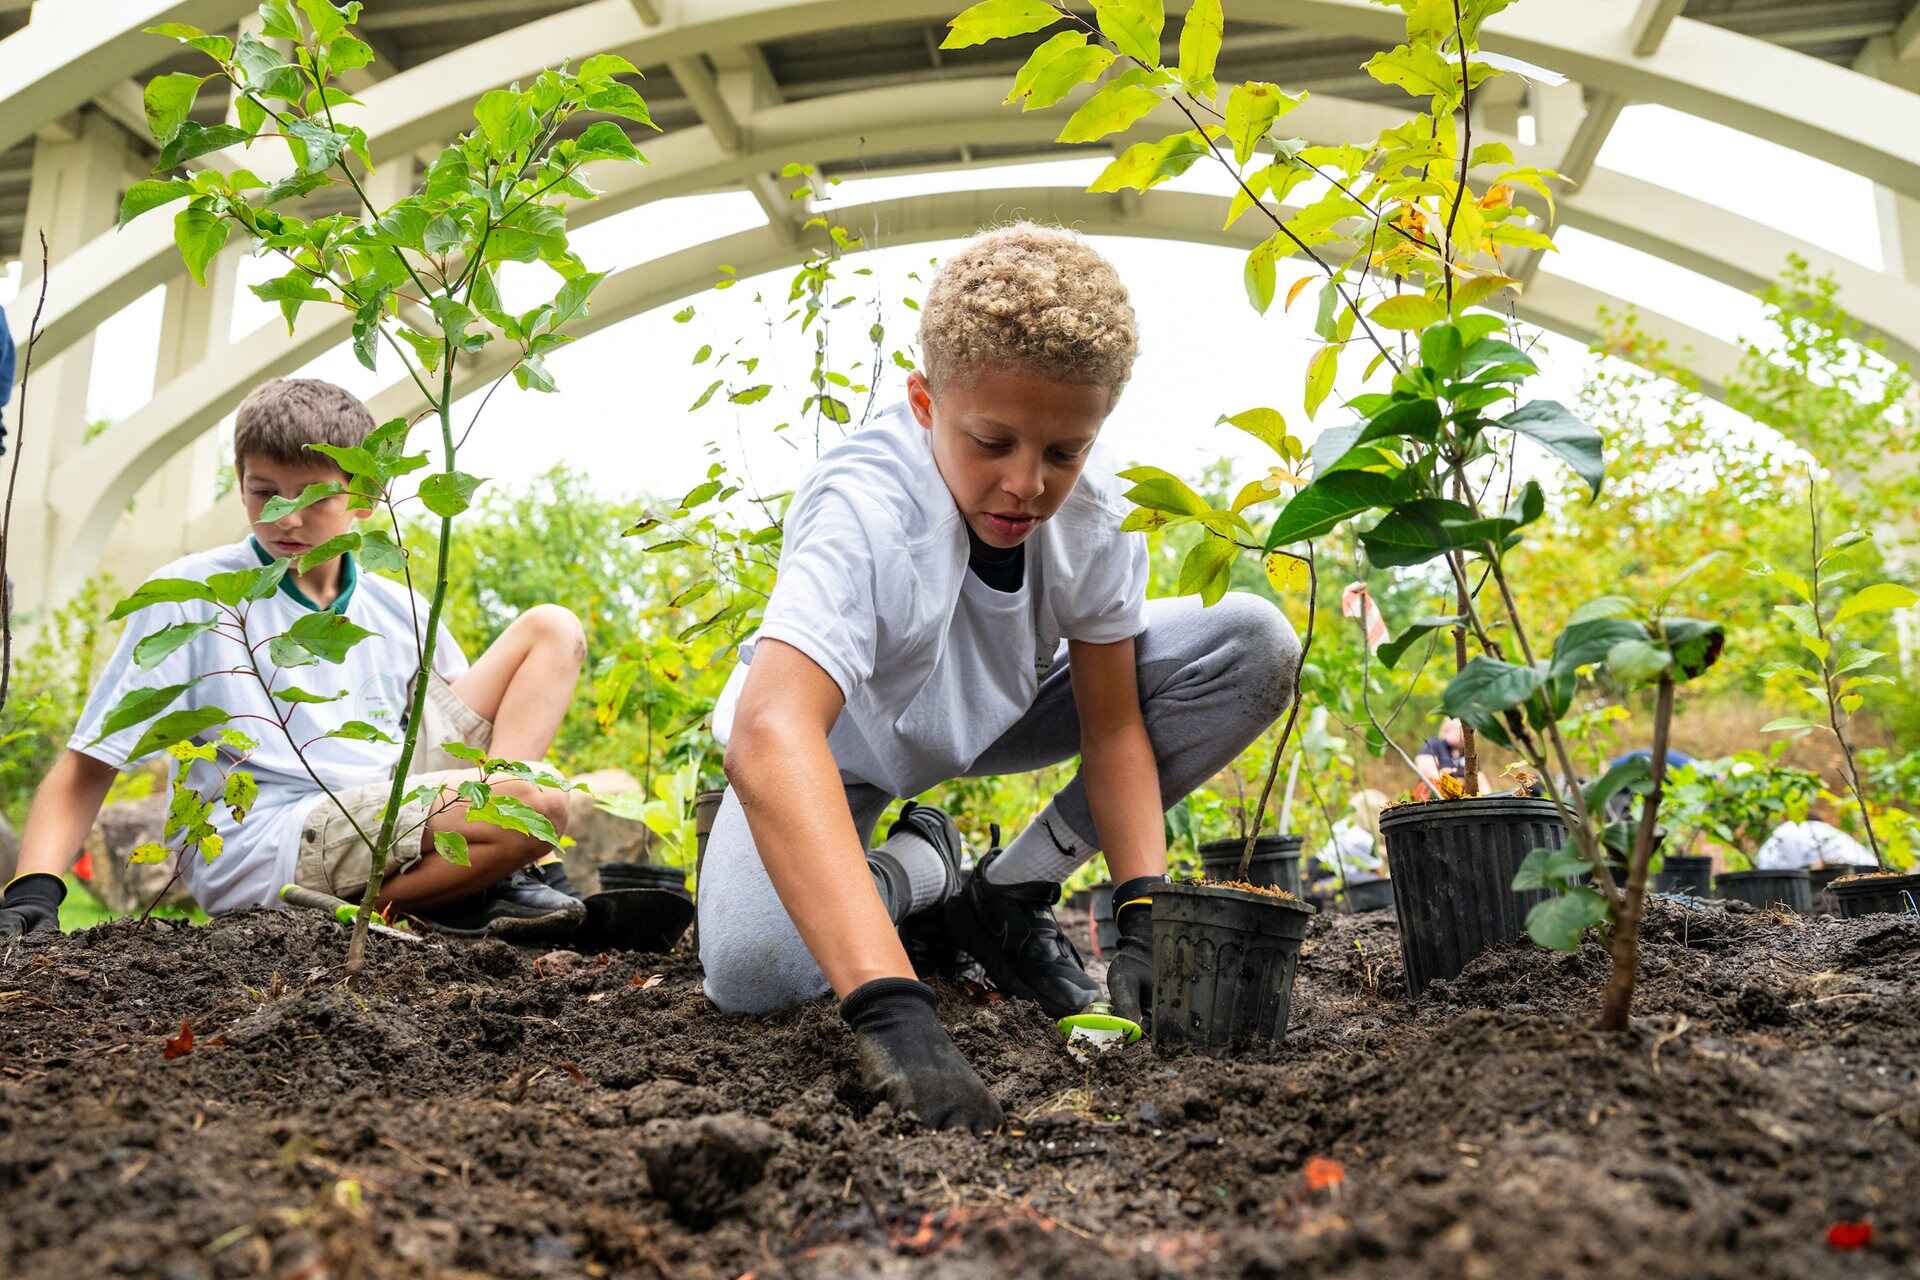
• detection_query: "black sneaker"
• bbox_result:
[531,859,583,900]
[882,802,969,978]
[942,846,1098,1018]
[411,867,587,941]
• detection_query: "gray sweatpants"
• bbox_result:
[698,591,1300,1014]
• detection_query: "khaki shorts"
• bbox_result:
[294,670,495,899]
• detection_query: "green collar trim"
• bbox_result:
[249,536,358,614]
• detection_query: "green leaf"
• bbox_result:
[572,120,642,164]
[1834,582,1920,624]
[1605,638,1672,685]
[1524,887,1609,951]
[1496,400,1604,497]
[434,831,471,867]
[1118,465,1210,516]
[296,0,351,42]
[729,384,773,405]
[157,121,250,172]
[1513,845,1594,891]
[268,635,318,669]
[689,379,724,411]
[119,179,196,229]
[1225,81,1302,167]
[283,118,346,176]
[583,80,657,130]
[1244,234,1279,314]
[258,481,343,524]
[549,271,605,330]
[142,73,204,144]
[1376,616,1461,670]
[326,720,397,744]
[1818,529,1872,565]
[1177,535,1236,605]
[579,52,640,81]
[474,88,539,156]
[1091,129,1213,194]
[1359,498,1475,568]
[1056,78,1162,145]
[1761,716,1818,734]
[206,560,289,607]
[356,529,408,574]
[1660,617,1725,680]
[274,685,347,704]
[286,612,375,662]
[1582,755,1651,817]
[1549,617,1645,679]
[249,272,334,334]
[298,533,361,572]
[90,683,195,744]
[1354,396,1442,448]
[224,769,259,824]
[1441,656,1543,745]
[1092,0,1165,64]
[958,0,1081,50]
[1218,408,1291,458]
[128,707,232,763]
[128,843,171,866]
[1007,32,1093,108]
[1265,470,1399,546]
[173,206,230,287]
[466,793,561,849]
[419,471,486,518]
[1304,344,1337,419]
[133,620,218,670]
[108,578,219,621]
[1368,293,1445,331]
[1177,0,1223,97]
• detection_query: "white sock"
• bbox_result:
[868,827,954,921]
[985,799,1098,886]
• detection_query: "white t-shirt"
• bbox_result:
[712,402,1148,798]
[70,538,466,913]
[1753,820,1877,870]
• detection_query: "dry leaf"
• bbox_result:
[163,1018,195,1059]
[557,1060,588,1085]
[1304,1155,1345,1193]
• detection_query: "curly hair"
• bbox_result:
[919,222,1139,400]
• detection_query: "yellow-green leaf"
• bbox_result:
[1006,31,1093,107]
[1022,44,1116,111]
[1177,0,1222,98]
[1056,79,1162,144]
[129,843,171,866]
[943,0,1061,49]
[1451,273,1519,314]
[1305,344,1338,420]
[1264,552,1310,594]
[1244,233,1281,313]
[1092,0,1165,65]
[1363,43,1460,103]
[1368,294,1445,331]
[1219,407,1291,458]
[1090,129,1213,193]
[1834,582,1920,624]
[1225,81,1303,167]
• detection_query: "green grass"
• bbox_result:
[58,875,208,932]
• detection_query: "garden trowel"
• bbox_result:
[279,884,424,943]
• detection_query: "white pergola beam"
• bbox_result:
[0,0,255,156]
[1631,0,1688,58]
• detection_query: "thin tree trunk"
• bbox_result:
[1599,674,1675,1031]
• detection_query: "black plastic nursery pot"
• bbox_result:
[1197,834,1304,892]
[598,861,692,897]
[1807,865,1873,914]
[1829,872,1920,919]
[1381,796,1568,997]
[1149,881,1316,1053]
[1342,876,1395,914]
[1714,868,1811,913]
[1654,855,1714,896]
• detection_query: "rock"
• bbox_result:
[639,1113,779,1228]
[85,790,195,915]
[563,768,652,894]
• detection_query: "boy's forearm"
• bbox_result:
[1081,721,1166,883]
[14,752,117,880]
[725,723,913,997]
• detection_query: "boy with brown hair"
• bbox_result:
[703,224,1299,1130]
[0,378,588,940]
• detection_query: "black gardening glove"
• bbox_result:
[0,873,66,941]
[1106,875,1162,1030]
[840,978,1005,1132]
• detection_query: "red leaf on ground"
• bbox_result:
[558,1060,588,1084]
[162,1018,194,1059]
[1303,1155,1346,1192]
[1827,1222,1872,1250]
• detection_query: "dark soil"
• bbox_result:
[4,895,1917,1278]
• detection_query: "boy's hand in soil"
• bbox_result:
[1105,875,1161,1027]
[0,874,67,940]
[841,978,1005,1131]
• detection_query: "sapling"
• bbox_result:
[1755,480,1919,874]
[0,233,49,723]
[956,0,1732,1024]
[101,0,650,970]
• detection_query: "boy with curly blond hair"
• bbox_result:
[703,224,1298,1129]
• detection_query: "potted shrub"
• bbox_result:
[1756,485,1920,916]
[1676,750,1822,911]
[1194,727,1304,891]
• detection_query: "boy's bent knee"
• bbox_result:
[699,930,830,1015]
[1213,592,1300,714]
[522,603,587,664]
